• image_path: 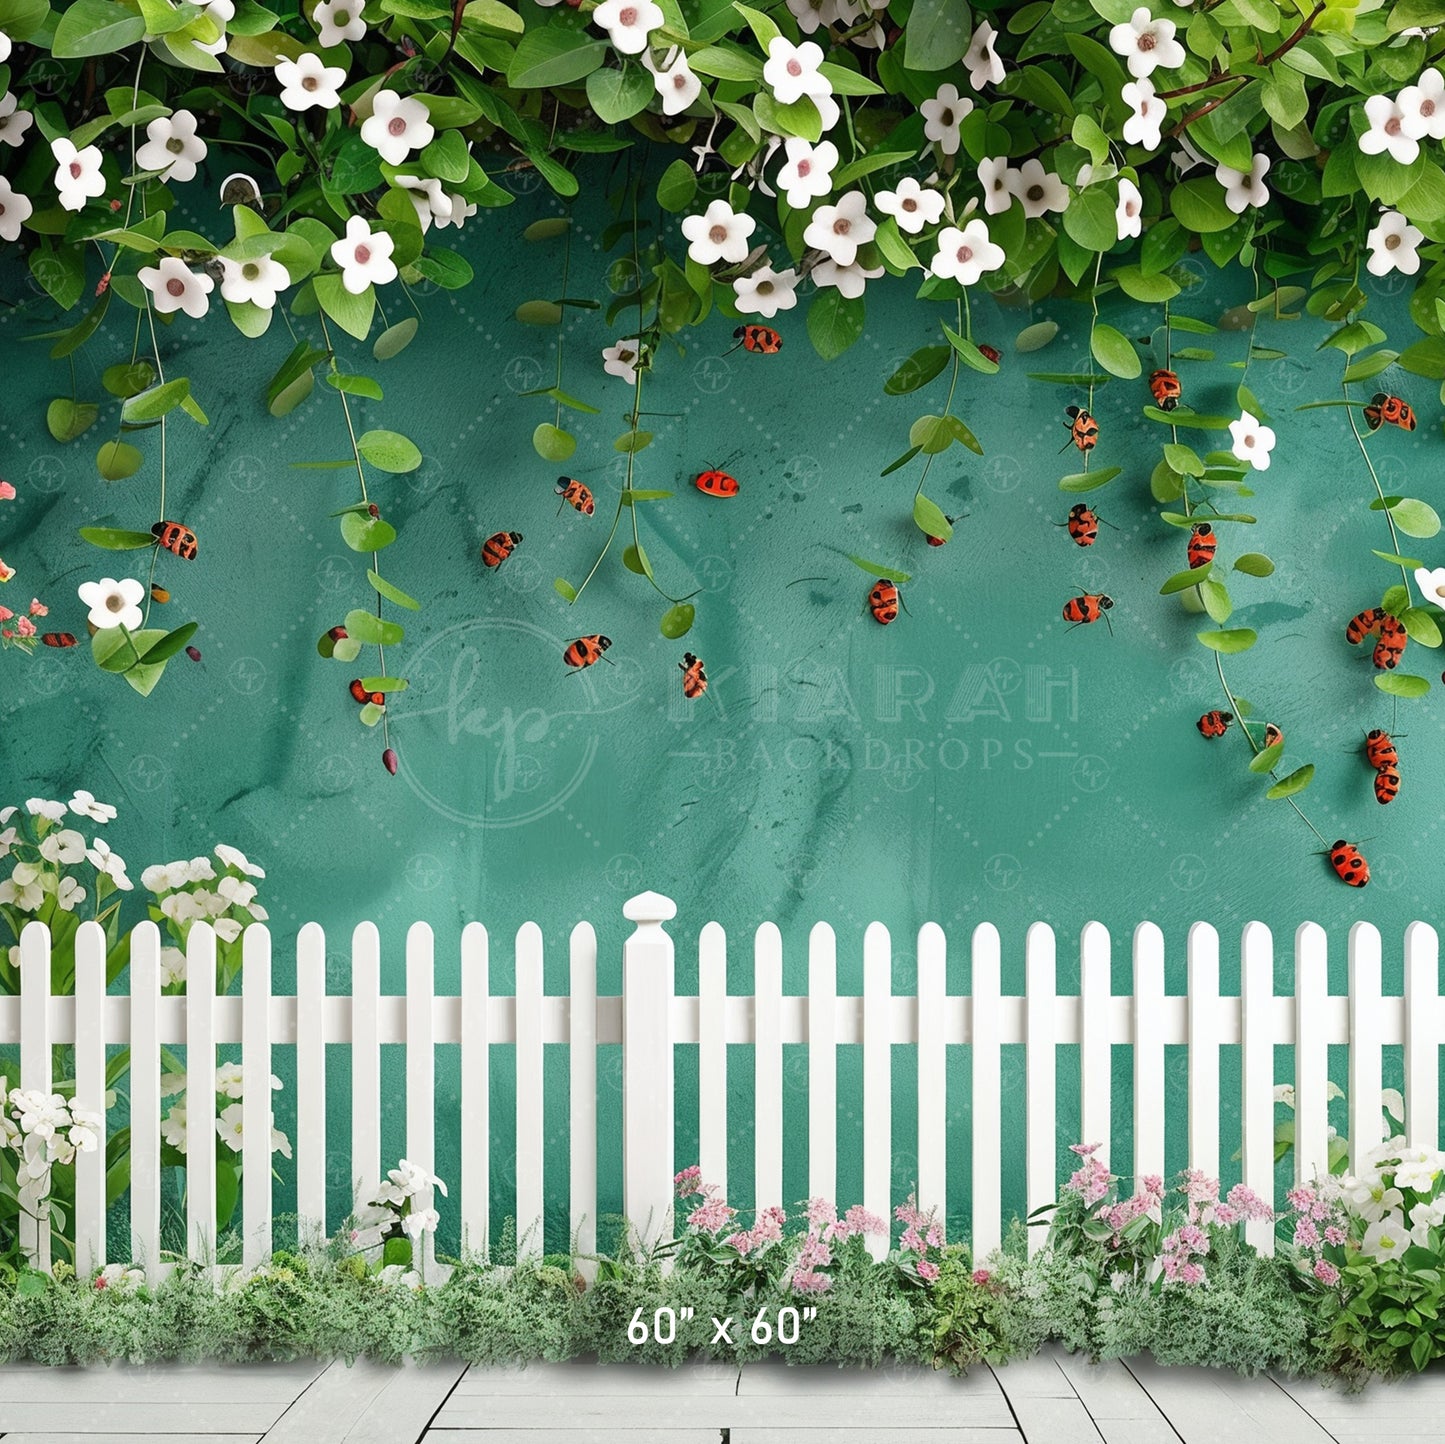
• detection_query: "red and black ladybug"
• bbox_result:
[868,579,899,625]
[1148,368,1182,411]
[482,531,523,568]
[1187,523,1216,570]
[152,520,198,560]
[1196,709,1232,739]
[695,469,740,497]
[728,324,782,355]
[1364,394,1416,432]
[1329,839,1370,888]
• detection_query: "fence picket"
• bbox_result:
[1079,922,1111,1157]
[1025,923,1056,1255]
[1132,923,1165,1184]
[807,922,837,1207]
[622,892,676,1247]
[916,922,946,1226]
[406,923,436,1276]
[241,925,273,1268]
[1347,923,1383,1174]
[129,922,162,1279]
[569,922,598,1278]
[754,922,783,1215]
[73,921,107,1276]
[1294,923,1330,1182]
[970,923,1002,1257]
[295,922,327,1241]
[698,921,728,1201]
[1240,922,1275,1253]
[350,922,382,1212]
[186,923,217,1270]
[460,922,490,1256]
[515,921,544,1253]
[19,921,52,1269]
[1187,922,1220,1177]
[1404,922,1440,1153]
[862,923,891,1260]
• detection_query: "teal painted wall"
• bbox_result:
[2,164,1439,1251]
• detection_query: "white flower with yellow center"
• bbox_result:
[733,265,800,318]
[77,577,145,632]
[136,110,208,183]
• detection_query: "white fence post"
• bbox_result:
[1132,923,1165,1185]
[862,922,892,1261]
[19,921,52,1270]
[569,921,598,1279]
[1348,922,1384,1175]
[622,891,676,1248]
[295,922,327,1243]
[350,922,382,1213]
[185,922,217,1271]
[1404,922,1440,1153]
[1294,923,1330,1182]
[73,920,107,1276]
[916,922,947,1230]
[515,921,544,1255]
[241,924,273,1269]
[1025,922,1057,1254]
[698,921,728,1201]
[1079,922,1111,1161]
[1187,922,1220,1178]
[460,922,490,1258]
[754,922,783,1216]
[1240,923,1276,1253]
[406,922,436,1277]
[970,923,1002,1259]
[807,922,837,1208]
[129,922,162,1280]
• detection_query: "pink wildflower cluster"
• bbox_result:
[1285,1181,1348,1290]
[675,1170,737,1235]
[1160,1221,1210,1285]
[0,595,46,648]
[896,1192,945,1283]
[790,1226,833,1293]
[786,1198,890,1293]
[1176,1170,1275,1229]
[1064,1142,1113,1206]
[724,1204,786,1255]
[673,1165,703,1198]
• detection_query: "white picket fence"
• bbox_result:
[1,894,1441,1279]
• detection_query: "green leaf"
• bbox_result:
[1391,498,1441,539]
[660,603,695,639]
[46,398,98,443]
[373,318,419,361]
[620,489,672,503]
[1062,186,1117,253]
[1171,177,1237,233]
[102,362,156,398]
[1113,265,1181,303]
[96,440,143,481]
[1164,443,1204,477]
[614,430,653,453]
[554,578,577,603]
[1249,742,1285,773]
[78,526,156,550]
[1196,628,1257,653]
[657,159,698,214]
[516,299,564,325]
[357,429,422,474]
[1059,466,1122,492]
[913,494,953,543]
[689,42,764,81]
[909,415,953,455]
[734,2,781,48]
[1374,550,1424,568]
[344,608,405,646]
[1015,321,1059,353]
[368,570,421,610]
[53,0,146,57]
[1234,553,1275,577]
[586,64,652,125]
[904,0,970,70]
[1090,323,1141,379]
[1401,607,1443,648]
[269,369,314,418]
[942,326,999,374]
[135,622,198,666]
[1162,565,1209,594]
[122,379,191,424]
[340,512,398,552]
[533,422,576,462]
[326,373,383,401]
[1266,765,1314,800]
[1199,578,1232,624]
[885,346,950,395]
[413,250,474,290]
[846,555,912,584]
[506,28,608,88]
[314,273,375,342]
[623,543,653,578]
[946,414,983,455]
[880,445,922,477]
[1376,672,1431,698]
[48,291,111,360]
[806,289,864,360]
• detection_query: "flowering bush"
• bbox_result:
[0,1080,100,1264]
[1288,1138,1445,1378]
[143,843,268,995]
[344,1157,448,1284]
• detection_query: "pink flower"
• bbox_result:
[755,1205,786,1243]
[1313,1259,1340,1286]
[1212,1203,1239,1226]
[1310,1197,1331,1222]
[925,1222,944,1248]
[900,1226,924,1253]
[1065,1157,1113,1206]
[791,1268,832,1293]
[1324,1225,1346,1246]
[894,1193,927,1228]
[15,616,35,637]
[673,1165,702,1197]
[917,1258,940,1282]
[0,559,14,582]
[972,1268,991,1286]
[845,1204,888,1236]
[723,1229,755,1253]
[688,1198,736,1232]
[1141,1175,1164,1197]
[1286,1185,1316,1213]
[1225,1184,1275,1222]
[1294,1217,1320,1249]
[1179,1261,1205,1286]
[0,606,11,622]
[0,481,14,500]
[1181,1170,1220,1205]
[1070,1142,1102,1157]
[28,598,46,616]
[806,1197,837,1228]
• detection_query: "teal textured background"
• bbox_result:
[2,165,1440,1249]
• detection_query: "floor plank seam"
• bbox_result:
[1115,1358,1188,1444]
[255,1359,338,1442]
[415,1363,470,1444]
[1264,1375,1344,1444]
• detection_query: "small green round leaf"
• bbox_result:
[534,422,577,462]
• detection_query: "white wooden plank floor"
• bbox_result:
[0,1347,1438,1443]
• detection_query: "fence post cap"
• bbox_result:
[623,891,677,925]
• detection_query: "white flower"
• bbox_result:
[135,110,208,184]
[786,0,832,32]
[811,257,884,299]
[215,843,264,877]
[0,870,41,911]
[376,1264,422,1289]
[977,156,1014,215]
[1228,409,1276,470]
[401,1206,440,1240]
[642,46,700,116]
[139,256,214,319]
[275,53,346,112]
[1409,1198,1445,1244]
[214,917,242,943]
[0,30,9,61]
[763,36,828,105]
[1215,153,1270,214]
[1368,210,1423,277]
[874,176,944,234]
[361,91,433,166]
[217,874,258,907]
[1360,94,1419,165]
[733,264,800,318]
[217,253,290,309]
[330,215,397,294]
[1273,1084,1296,1108]
[271,1126,292,1158]
[249,903,269,922]
[51,137,106,212]
[159,947,187,988]
[591,0,663,53]
[55,877,85,912]
[314,0,366,45]
[69,790,116,824]
[1414,566,1445,609]
[1116,177,1144,240]
[930,219,1005,285]
[921,83,972,157]
[1361,1209,1409,1260]
[1121,77,1164,149]
[1347,1176,1404,1222]
[1008,158,1069,218]
[0,174,30,242]
[0,92,34,148]
[26,799,66,822]
[1400,67,1445,142]
[95,1263,146,1292]
[85,838,131,889]
[77,577,145,632]
[159,1069,188,1098]
[215,1061,245,1099]
[964,20,1005,90]
[680,199,756,265]
[602,337,643,386]
[1171,133,1208,174]
[776,137,837,209]
[161,1103,187,1151]
[1109,7,1185,78]
[160,891,204,922]
[216,1103,245,1152]
[39,829,87,864]
[802,189,874,266]
[434,191,476,231]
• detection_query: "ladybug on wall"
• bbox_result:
[1187,523,1216,570]
[482,531,523,568]
[1196,709,1232,739]
[1364,728,1398,771]
[555,477,595,516]
[1062,593,1113,632]
[349,679,384,707]
[695,469,740,497]
[1363,394,1417,432]
[1062,406,1099,453]
[1063,503,1100,547]
[41,632,78,648]
[726,324,783,356]
[868,579,900,625]
[1328,839,1370,888]
[1148,368,1182,412]
[1345,607,1389,645]
[1373,616,1408,671]
[152,520,198,560]
[679,652,707,699]
[563,634,611,669]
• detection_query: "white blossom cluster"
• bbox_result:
[0,1079,101,1219]
[158,1061,291,1159]
[142,843,268,949]
[348,1158,448,1251]
[0,792,130,934]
